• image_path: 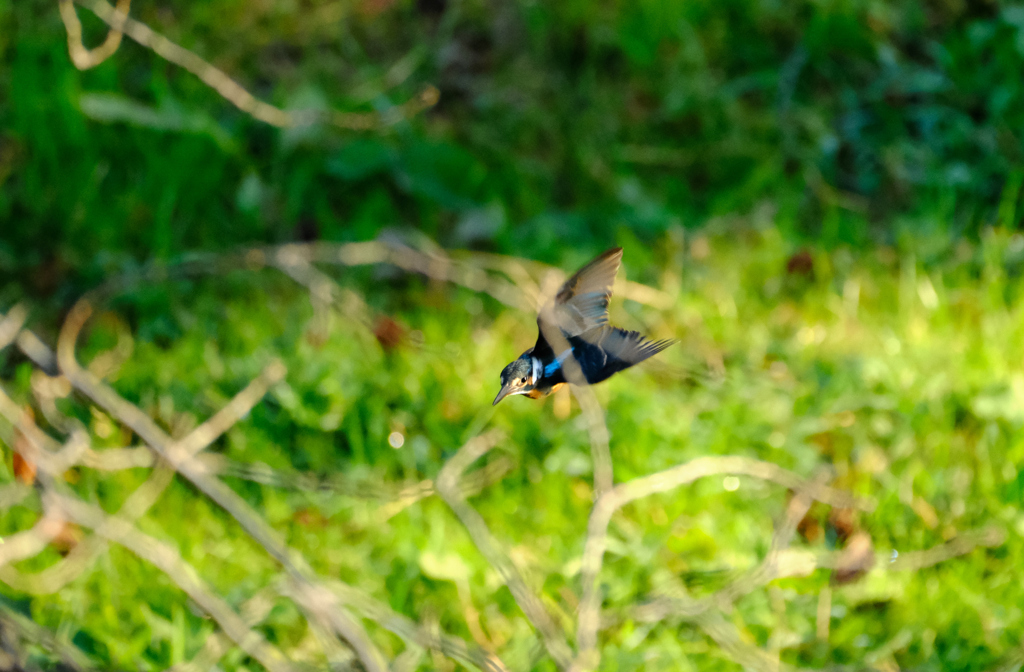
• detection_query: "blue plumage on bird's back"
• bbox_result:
[544,349,573,377]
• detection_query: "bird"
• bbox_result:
[492,247,675,405]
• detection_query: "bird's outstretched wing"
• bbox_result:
[583,327,676,370]
[533,247,623,360]
[562,327,676,384]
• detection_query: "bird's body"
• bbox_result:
[493,248,675,405]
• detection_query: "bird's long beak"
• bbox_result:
[492,385,513,406]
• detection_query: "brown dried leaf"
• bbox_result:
[833,531,875,585]
[12,451,36,485]
[786,249,814,279]
[828,507,856,544]
[797,509,823,544]
[374,315,405,352]
[13,409,37,485]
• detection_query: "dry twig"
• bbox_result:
[535,312,614,497]
[48,491,297,672]
[67,0,438,130]
[436,431,574,670]
[0,236,949,672]
[44,300,502,671]
[59,0,131,70]
[573,456,872,670]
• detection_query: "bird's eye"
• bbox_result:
[519,377,526,384]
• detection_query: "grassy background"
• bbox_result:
[2,0,1024,669]
[5,0,1024,297]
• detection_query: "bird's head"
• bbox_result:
[493,355,535,405]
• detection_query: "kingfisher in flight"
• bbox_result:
[493,248,675,405]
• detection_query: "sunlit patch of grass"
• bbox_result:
[2,223,1023,669]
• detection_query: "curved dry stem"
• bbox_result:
[84,313,135,381]
[30,370,79,435]
[695,609,795,672]
[328,580,510,672]
[49,491,297,672]
[460,252,544,306]
[886,526,1005,572]
[7,312,497,669]
[0,305,28,352]
[264,242,674,319]
[176,359,287,458]
[53,299,502,672]
[628,523,1005,649]
[59,0,130,70]
[0,465,174,595]
[0,384,67,476]
[618,279,674,310]
[281,580,391,672]
[574,455,872,669]
[445,250,675,312]
[0,513,66,569]
[0,537,103,594]
[0,601,92,670]
[81,446,155,470]
[711,474,825,606]
[272,248,374,344]
[436,431,574,670]
[535,311,614,498]
[307,241,530,310]
[74,0,437,130]
[16,329,58,373]
[172,590,275,672]
[56,301,390,672]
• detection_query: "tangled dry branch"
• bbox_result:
[0,242,1007,670]
[59,0,439,130]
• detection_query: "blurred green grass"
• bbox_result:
[3,228,1024,669]
[2,0,1024,669]
[4,0,1024,300]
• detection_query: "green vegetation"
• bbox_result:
[1,0,1024,669]
[5,0,1024,296]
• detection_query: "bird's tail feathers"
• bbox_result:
[598,328,676,365]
